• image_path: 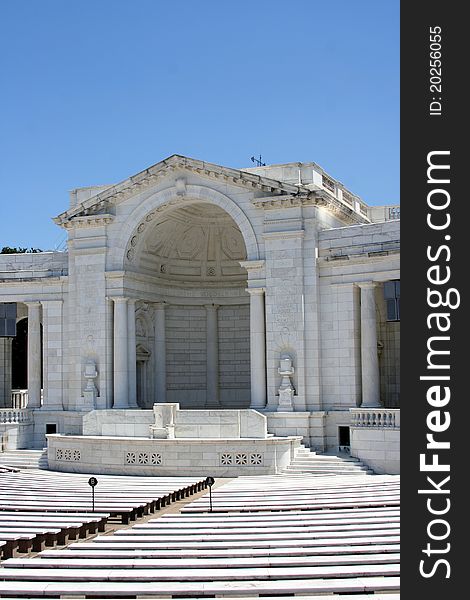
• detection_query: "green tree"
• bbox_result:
[1,247,43,254]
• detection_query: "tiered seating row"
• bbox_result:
[0,474,400,599]
[0,470,207,560]
[182,473,400,512]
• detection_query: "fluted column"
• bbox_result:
[154,302,167,404]
[247,288,267,409]
[205,304,220,408]
[358,282,381,408]
[113,298,129,409]
[26,302,42,408]
[127,299,138,408]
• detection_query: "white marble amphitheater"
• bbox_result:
[0,155,400,598]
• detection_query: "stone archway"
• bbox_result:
[115,185,260,271]
[123,201,255,410]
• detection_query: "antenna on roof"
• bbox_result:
[251,155,266,167]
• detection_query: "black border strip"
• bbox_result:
[401,2,465,596]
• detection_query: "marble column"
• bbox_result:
[359,282,381,408]
[127,299,138,408]
[154,302,167,404]
[26,302,42,409]
[247,288,267,409]
[112,298,130,409]
[0,338,12,408]
[205,304,220,408]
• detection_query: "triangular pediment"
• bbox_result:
[53,154,305,227]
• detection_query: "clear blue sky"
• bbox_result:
[0,0,399,250]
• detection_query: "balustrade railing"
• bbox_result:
[11,389,29,409]
[0,408,32,424]
[350,408,400,429]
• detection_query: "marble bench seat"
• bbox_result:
[0,532,37,554]
[206,482,400,493]
[0,513,107,534]
[0,575,401,597]
[4,551,401,570]
[0,521,92,541]
[160,506,399,520]
[0,562,400,580]
[181,498,400,513]
[148,515,400,529]
[198,492,401,503]
[82,534,401,550]
[107,530,400,546]
[0,595,401,600]
[0,501,147,524]
[38,542,400,559]
[123,523,399,538]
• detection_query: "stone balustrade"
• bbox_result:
[11,389,28,409]
[350,408,400,429]
[0,409,32,424]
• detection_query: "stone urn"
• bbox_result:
[277,355,295,412]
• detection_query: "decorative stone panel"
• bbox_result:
[56,448,81,462]
[125,452,163,465]
[219,452,264,466]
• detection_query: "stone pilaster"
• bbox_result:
[25,302,42,409]
[112,298,129,408]
[247,288,267,409]
[127,299,138,408]
[358,282,381,408]
[41,300,64,410]
[205,304,220,408]
[264,229,306,411]
[154,302,167,404]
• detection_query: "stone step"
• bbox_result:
[290,460,368,471]
[0,450,48,470]
[284,467,374,475]
[288,460,367,467]
[293,454,361,463]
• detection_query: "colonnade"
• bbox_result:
[16,282,382,411]
[110,291,268,410]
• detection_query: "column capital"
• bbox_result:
[239,259,265,272]
[40,299,63,305]
[153,301,167,311]
[246,287,266,296]
[357,281,378,290]
[204,303,220,310]
[24,301,42,308]
[110,296,128,304]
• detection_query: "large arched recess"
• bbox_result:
[114,184,260,271]
[116,189,254,410]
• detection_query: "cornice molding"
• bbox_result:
[253,191,369,225]
[53,155,303,226]
[61,214,114,230]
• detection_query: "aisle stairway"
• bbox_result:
[282,447,373,475]
[0,449,48,471]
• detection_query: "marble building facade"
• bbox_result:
[0,155,400,464]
